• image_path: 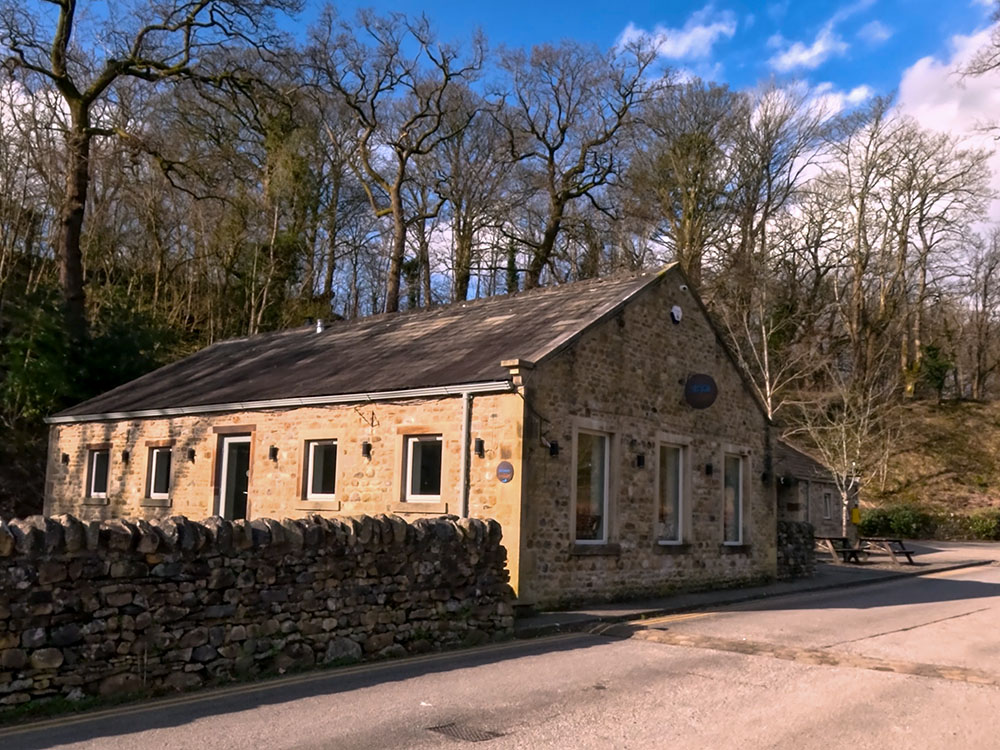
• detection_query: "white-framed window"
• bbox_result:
[723,453,744,544]
[574,430,610,544]
[823,491,833,519]
[306,440,338,499]
[87,449,110,498]
[405,435,442,501]
[658,443,684,543]
[147,447,172,500]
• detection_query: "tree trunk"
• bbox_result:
[385,188,406,313]
[59,108,91,341]
[525,200,564,289]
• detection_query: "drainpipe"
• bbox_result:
[460,391,472,518]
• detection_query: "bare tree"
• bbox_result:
[0,0,300,338]
[307,9,484,313]
[497,39,660,288]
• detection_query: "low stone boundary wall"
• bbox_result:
[776,520,815,580]
[0,513,513,712]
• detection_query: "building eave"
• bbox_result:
[45,380,514,425]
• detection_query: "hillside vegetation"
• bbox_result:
[861,400,1000,538]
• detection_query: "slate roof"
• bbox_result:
[54,268,670,421]
[774,441,835,483]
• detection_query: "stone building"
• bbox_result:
[45,265,778,607]
[774,441,850,538]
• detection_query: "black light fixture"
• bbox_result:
[187,448,196,462]
[268,445,278,461]
[361,441,372,460]
[61,453,70,465]
[761,471,771,485]
[705,462,713,476]
[474,438,485,458]
[636,453,645,468]
[549,440,559,457]
[121,450,130,464]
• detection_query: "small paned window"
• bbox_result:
[575,431,610,543]
[405,435,442,501]
[148,447,172,499]
[658,444,683,543]
[306,440,338,499]
[723,454,743,544]
[88,449,110,498]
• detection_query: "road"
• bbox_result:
[5,564,1000,750]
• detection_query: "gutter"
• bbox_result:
[46,380,514,425]
[460,391,473,519]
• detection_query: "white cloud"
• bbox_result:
[809,81,875,119]
[897,26,1000,218]
[617,5,737,61]
[857,20,893,45]
[770,23,848,72]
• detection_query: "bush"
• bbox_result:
[966,511,1000,541]
[859,505,936,539]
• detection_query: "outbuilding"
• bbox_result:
[46,265,778,607]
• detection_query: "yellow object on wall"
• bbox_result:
[851,507,861,525]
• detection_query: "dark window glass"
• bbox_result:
[151,448,171,496]
[309,442,338,496]
[409,438,442,497]
[90,450,109,496]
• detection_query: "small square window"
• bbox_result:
[306,440,338,499]
[658,444,683,543]
[723,453,744,545]
[147,447,172,499]
[88,449,110,498]
[405,435,442,501]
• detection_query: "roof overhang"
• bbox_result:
[46,380,514,425]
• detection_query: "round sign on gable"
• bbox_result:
[684,373,718,409]
[496,461,515,483]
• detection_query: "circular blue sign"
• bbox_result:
[684,373,718,409]
[496,461,515,483]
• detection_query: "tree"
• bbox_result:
[0,0,300,339]
[497,40,660,288]
[307,9,484,313]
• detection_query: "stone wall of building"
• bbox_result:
[44,392,526,593]
[517,270,778,607]
[776,520,815,580]
[0,513,513,712]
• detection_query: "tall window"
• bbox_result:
[306,440,338,499]
[405,435,442,501]
[87,449,110,498]
[723,454,743,544]
[147,447,172,499]
[658,444,683,543]
[575,431,610,543]
[823,491,833,519]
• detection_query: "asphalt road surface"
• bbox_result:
[5,564,1000,750]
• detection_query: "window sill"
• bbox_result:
[654,542,691,555]
[390,501,449,515]
[720,543,752,554]
[83,496,109,506]
[140,497,171,508]
[296,499,341,512]
[570,543,621,556]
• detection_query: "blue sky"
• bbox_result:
[311,0,995,98]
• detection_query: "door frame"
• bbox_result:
[218,435,252,520]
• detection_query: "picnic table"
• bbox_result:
[859,537,916,565]
[815,536,867,564]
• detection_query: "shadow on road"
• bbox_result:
[2,632,606,749]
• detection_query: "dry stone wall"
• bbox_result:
[776,520,815,580]
[0,513,513,712]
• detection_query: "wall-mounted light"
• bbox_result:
[549,440,559,457]
[268,445,278,461]
[121,450,130,464]
[361,441,372,460]
[474,438,485,458]
[636,454,645,468]
[187,448,196,462]
[705,463,713,476]
[61,453,70,465]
